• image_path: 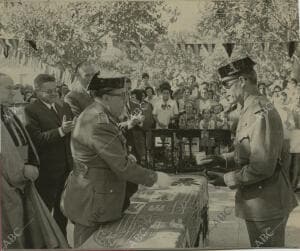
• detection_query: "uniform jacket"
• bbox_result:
[24,99,73,180]
[61,100,157,227]
[223,94,298,221]
[64,89,93,117]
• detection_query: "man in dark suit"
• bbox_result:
[25,74,75,237]
[64,61,97,116]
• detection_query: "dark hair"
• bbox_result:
[34,74,55,89]
[131,89,144,102]
[142,73,149,79]
[258,82,266,88]
[189,75,196,82]
[145,86,155,95]
[291,78,298,84]
[125,77,131,84]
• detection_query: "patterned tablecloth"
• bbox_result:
[81,174,208,249]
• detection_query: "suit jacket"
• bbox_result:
[223,95,298,221]
[64,90,93,117]
[24,99,73,180]
[61,101,157,226]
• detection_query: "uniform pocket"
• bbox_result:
[90,181,126,223]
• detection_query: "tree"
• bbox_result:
[0,0,178,72]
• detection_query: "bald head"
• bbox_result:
[76,61,98,89]
[0,73,14,104]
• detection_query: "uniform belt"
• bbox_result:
[72,159,88,177]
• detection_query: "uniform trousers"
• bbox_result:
[245,216,288,247]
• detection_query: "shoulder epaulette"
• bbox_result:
[97,112,109,124]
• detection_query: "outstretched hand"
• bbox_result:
[206,171,226,187]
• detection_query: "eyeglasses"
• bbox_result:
[40,89,58,94]
[222,78,238,89]
[107,92,126,99]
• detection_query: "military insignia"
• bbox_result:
[98,112,109,124]
[227,62,239,75]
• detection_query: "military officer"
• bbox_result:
[61,74,172,247]
[200,57,298,247]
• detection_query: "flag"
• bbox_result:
[26,40,37,51]
[0,38,10,58]
[222,43,234,57]
[288,41,297,58]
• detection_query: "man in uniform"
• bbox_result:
[61,74,172,247]
[201,57,298,247]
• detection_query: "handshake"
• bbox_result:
[197,154,231,187]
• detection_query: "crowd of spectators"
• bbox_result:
[135,73,300,134]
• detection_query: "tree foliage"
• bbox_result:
[0,0,178,72]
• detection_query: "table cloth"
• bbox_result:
[81,174,208,249]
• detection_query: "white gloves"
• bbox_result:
[153,171,172,188]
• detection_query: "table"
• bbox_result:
[148,129,232,172]
[80,174,208,249]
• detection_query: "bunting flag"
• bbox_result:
[203,43,216,55]
[25,40,38,51]
[146,42,155,51]
[222,43,234,57]
[288,41,297,58]
[0,38,10,58]
[187,44,196,54]
[197,44,202,54]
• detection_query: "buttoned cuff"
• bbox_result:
[58,127,66,137]
[224,171,239,189]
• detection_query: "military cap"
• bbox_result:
[87,72,125,91]
[218,56,256,81]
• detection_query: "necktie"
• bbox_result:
[50,104,61,123]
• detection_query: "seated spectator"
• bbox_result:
[199,109,215,129]
[153,82,178,129]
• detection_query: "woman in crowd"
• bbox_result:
[178,86,192,113]
[144,86,158,107]
[199,109,215,130]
